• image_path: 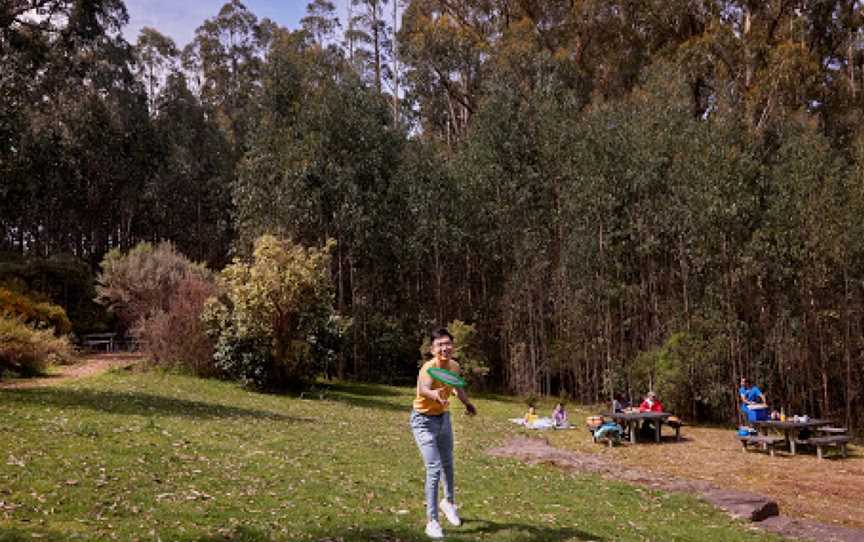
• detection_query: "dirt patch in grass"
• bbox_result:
[0,352,142,389]
[489,435,864,541]
[507,421,864,531]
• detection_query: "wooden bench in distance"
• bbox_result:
[803,435,852,460]
[738,435,786,457]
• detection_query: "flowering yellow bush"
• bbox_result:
[203,235,338,389]
[0,316,73,376]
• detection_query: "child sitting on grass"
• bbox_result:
[523,405,539,426]
[552,402,569,427]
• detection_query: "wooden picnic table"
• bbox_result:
[80,332,117,352]
[752,419,834,455]
[605,411,671,444]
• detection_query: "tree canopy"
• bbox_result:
[3,0,864,427]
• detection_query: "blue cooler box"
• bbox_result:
[746,407,769,422]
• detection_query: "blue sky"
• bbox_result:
[122,0,347,48]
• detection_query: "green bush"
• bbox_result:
[0,253,107,334]
[630,315,729,421]
[0,316,73,376]
[203,235,338,390]
[0,287,72,335]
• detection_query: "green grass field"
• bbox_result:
[0,370,781,541]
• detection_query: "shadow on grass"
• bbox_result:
[180,520,605,542]
[457,518,605,541]
[319,381,405,398]
[297,381,407,413]
[1,388,302,422]
[0,520,604,542]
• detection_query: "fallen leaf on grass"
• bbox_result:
[7,455,25,467]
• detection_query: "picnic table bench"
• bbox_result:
[738,434,786,457]
[753,419,834,455]
[81,333,117,352]
[800,435,852,460]
[605,411,674,444]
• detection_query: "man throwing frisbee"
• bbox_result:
[410,328,477,539]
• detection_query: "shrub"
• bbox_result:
[96,241,211,328]
[630,315,729,421]
[133,277,217,376]
[0,316,73,376]
[203,235,337,390]
[96,242,217,374]
[0,253,106,334]
[0,287,72,335]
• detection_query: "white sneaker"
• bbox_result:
[439,498,461,526]
[425,519,444,539]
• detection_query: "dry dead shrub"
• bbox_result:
[134,277,217,376]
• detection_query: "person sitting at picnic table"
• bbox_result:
[739,377,767,414]
[552,402,568,427]
[638,391,664,438]
[639,391,664,412]
[612,392,629,413]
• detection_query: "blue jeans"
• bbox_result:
[410,410,455,521]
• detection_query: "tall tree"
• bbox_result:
[136,27,179,112]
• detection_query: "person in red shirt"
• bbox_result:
[638,391,664,438]
[639,391,664,412]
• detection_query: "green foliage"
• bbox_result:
[0,316,72,376]
[0,287,71,335]
[203,234,338,389]
[0,253,106,334]
[632,315,731,421]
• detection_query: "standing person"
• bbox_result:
[739,377,768,422]
[739,377,767,410]
[410,328,477,539]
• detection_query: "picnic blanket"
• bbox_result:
[509,417,576,430]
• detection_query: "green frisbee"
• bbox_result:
[427,367,466,388]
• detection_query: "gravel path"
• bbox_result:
[0,353,142,389]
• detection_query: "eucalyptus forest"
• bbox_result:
[3,0,864,429]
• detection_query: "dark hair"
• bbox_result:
[430,327,453,342]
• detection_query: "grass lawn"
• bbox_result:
[0,370,782,541]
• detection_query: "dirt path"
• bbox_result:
[492,422,864,541]
[489,435,864,542]
[0,353,142,389]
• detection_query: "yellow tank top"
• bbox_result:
[412,358,458,415]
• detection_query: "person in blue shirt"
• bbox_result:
[739,376,766,415]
